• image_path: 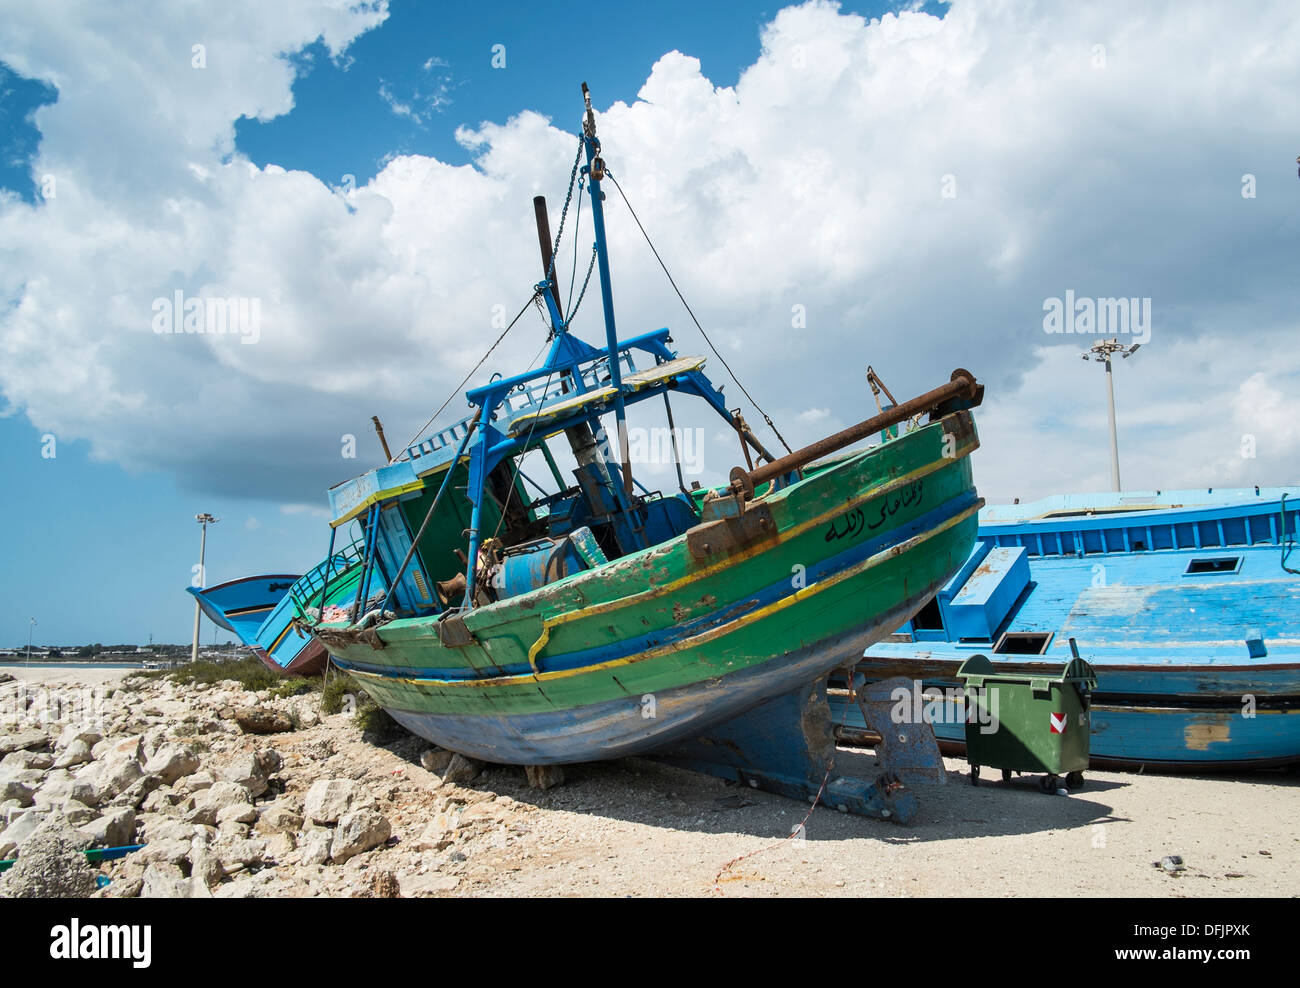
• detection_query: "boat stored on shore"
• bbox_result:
[834,488,1300,770]
[282,86,987,816]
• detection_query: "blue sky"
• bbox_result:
[235,2,802,185]
[0,0,917,645]
[1,0,1297,647]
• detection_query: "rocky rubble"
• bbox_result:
[0,673,544,898]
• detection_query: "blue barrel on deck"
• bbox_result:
[495,527,606,600]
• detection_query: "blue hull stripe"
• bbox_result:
[336,488,979,683]
[383,600,924,765]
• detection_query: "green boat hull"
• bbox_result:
[321,410,982,764]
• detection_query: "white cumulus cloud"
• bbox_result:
[1,0,1298,510]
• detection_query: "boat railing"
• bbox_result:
[403,412,478,463]
[287,538,367,615]
[400,352,640,465]
[982,500,1300,558]
[500,352,639,422]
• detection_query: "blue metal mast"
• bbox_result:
[580,82,635,500]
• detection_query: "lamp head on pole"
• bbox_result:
[1081,338,1141,363]
[195,513,218,526]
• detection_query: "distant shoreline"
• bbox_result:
[0,661,146,669]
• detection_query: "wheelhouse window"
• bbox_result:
[1184,556,1241,575]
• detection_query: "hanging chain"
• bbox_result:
[567,245,598,324]
[544,135,585,295]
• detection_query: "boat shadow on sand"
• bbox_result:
[368,731,1152,844]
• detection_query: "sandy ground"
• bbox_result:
[4,663,1296,897]
[434,751,1299,897]
[1,664,138,688]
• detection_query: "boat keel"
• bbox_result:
[653,675,944,824]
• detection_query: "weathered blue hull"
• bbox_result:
[836,488,1300,770]
[831,669,1300,770]
[188,575,326,675]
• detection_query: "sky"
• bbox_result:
[1,0,1298,645]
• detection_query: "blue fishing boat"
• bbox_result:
[833,487,1300,770]
[187,542,367,675]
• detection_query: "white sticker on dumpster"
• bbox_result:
[1049,712,1067,734]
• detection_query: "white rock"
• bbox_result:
[0,729,49,757]
[57,725,103,751]
[73,761,101,783]
[34,774,73,808]
[180,769,215,793]
[264,831,294,859]
[143,744,200,785]
[1,750,53,773]
[330,809,391,864]
[98,759,144,800]
[419,748,453,774]
[216,801,258,826]
[140,861,191,898]
[189,835,224,888]
[254,802,303,835]
[137,837,192,866]
[216,750,275,797]
[68,779,99,807]
[78,806,136,848]
[61,799,97,826]
[303,778,356,825]
[139,817,197,844]
[0,780,34,808]
[442,753,485,785]
[188,781,252,826]
[215,836,267,874]
[97,735,144,765]
[108,773,163,811]
[285,696,322,729]
[298,828,332,866]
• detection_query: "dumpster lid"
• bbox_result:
[956,652,1097,690]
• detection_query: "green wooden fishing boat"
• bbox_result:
[297,84,986,816]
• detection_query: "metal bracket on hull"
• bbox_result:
[653,677,934,823]
[358,628,387,651]
[436,609,478,648]
[686,500,776,561]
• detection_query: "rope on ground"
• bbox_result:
[711,757,835,897]
[711,672,862,895]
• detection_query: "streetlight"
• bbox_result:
[1082,338,1141,492]
[26,617,36,667]
[191,513,219,663]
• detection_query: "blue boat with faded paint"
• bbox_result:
[834,487,1300,770]
[187,542,367,675]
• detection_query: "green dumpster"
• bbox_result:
[956,644,1097,793]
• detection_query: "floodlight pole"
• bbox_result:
[1083,338,1140,493]
[191,513,218,663]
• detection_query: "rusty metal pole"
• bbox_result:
[731,369,981,498]
[372,415,393,462]
[532,196,565,319]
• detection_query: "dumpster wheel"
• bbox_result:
[1038,774,1059,793]
[1065,771,1085,791]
